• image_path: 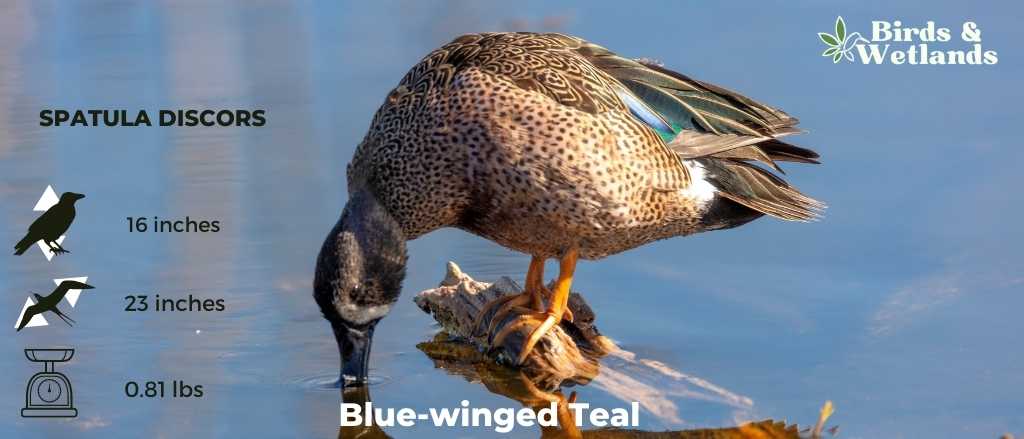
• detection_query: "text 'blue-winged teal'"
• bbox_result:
[314,32,823,386]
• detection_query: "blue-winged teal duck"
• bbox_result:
[315,32,822,386]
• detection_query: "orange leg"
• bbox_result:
[485,256,551,336]
[525,257,574,324]
[473,256,547,337]
[494,247,579,365]
[524,256,547,311]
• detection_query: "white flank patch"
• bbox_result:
[54,276,89,307]
[680,160,717,205]
[15,297,48,329]
[337,303,392,325]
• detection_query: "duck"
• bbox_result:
[314,32,822,387]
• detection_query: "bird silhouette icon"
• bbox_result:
[13,192,85,256]
[16,280,94,331]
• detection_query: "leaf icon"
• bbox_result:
[820,17,863,63]
[835,16,846,42]
[818,32,839,46]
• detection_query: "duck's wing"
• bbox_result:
[412,33,624,115]
[417,33,822,221]
[572,39,824,221]
[573,40,809,151]
[429,33,694,191]
[423,33,818,170]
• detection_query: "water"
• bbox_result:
[1,1,1022,438]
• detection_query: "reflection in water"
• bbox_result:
[343,339,821,438]
[591,350,753,425]
[418,336,585,437]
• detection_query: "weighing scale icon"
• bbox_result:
[21,348,77,418]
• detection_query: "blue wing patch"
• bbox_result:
[614,86,677,142]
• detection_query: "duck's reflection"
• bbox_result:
[337,386,391,439]
[418,337,585,438]
[337,337,820,439]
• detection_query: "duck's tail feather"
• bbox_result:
[754,139,821,165]
[701,159,825,222]
[668,130,820,172]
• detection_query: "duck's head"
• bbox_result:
[314,188,407,388]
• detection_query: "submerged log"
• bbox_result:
[413,262,616,390]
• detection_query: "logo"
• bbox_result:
[818,17,868,63]
[819,16,998,65]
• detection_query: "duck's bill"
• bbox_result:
[335,322,376,388]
